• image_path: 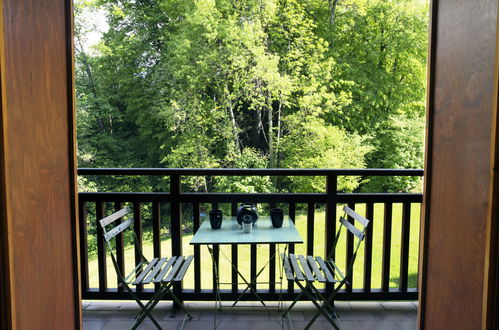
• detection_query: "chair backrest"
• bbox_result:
[99,207,133,244]
[98,207,147,279]
[340,205,369,241]
[329,205,370,275]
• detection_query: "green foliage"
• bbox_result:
[362,115,425,192]
[316,0,428,132]
[75,0,429,194]
[280,115,370,192]
[215,148,273,193]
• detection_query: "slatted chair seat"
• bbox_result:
[281,253,342,283]
[99,207,193,330]
[281,206,370,330]
[129,256,194,285]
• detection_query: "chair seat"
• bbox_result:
[129,255,194,285]
[281,253,342,283]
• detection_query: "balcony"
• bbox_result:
[78,168,422,329]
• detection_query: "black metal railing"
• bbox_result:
[77,168,423,301]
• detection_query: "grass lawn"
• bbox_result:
[88,203,420,292]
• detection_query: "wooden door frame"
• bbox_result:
[0,221,6,330]
[419,0,499,329]
[60,0,499,328]
[483,11,499,323]
[0,0,80,328]
[65,0,82,328]
[0,1,9,327]
[417,0,437,328]
[484,5,499,323]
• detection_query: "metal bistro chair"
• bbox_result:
[99,207,194,330]
[281,205,370,330]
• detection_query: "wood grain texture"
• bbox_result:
[0,0,78,329]
[494,236,499,328]
[0,227,6,330]
[482,4,499,325]
[421,0,498,329]
[0,2,13,328]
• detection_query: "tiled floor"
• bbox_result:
[83,300,417,330]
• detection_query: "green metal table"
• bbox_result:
[190,216,303,245]
[190,216,303,328]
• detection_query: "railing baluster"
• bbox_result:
[79,201,89,293]
[170,174,182,296]
[345,203,355,292]
[269,202,277,293]
[269,244,276,293]
[133,202,143,292]
[382,202,393,292]
[152,201,161,291]
[231,202,238,293]
[288,202,296,293]
[251,244,257,291]
[325,175,337,294]
[307,203,315,256]
[210,202,220,293]
[152,202,161,258]
[231,202,238,216]
[114,202,125,291]
[213,244,220,292]
[193,202,201,293]
[364,202,374,292]
[170,175,182,257]
[96,202,107,291]
[399,202,411,291]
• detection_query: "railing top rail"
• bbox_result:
[77,168,424,177]
[78,192,423,203]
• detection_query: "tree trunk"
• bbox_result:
[276,97,282,168]
[268,91,274,168]
[74,34,105,131]
[226,90,241,154]
[329,0,339,25]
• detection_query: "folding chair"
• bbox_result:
[281,205,370,330]
[99,207,194,330]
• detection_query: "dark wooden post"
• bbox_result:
[325,174,337,294]
[170,174,182,297]
[420,0,499,328]
[0,0,80,328]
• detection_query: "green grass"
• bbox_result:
[88,203,420,292]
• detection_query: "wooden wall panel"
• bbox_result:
[421,0,499,329]
[0,0,79,329]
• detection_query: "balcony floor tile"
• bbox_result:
[83,301,417,330]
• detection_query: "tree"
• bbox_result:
[74,0,429,194]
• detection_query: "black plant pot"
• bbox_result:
[236,203,258,225]
[209,209,223,229]
[270,208,284,228]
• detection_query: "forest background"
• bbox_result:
[75,0,428,195]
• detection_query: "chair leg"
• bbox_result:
[309,285,337,314]
[294,282,341,330]
[306,284,344,328]
[122,284,163,330]
[281,286,306,316]
[164,284,194,320]
[135,285,170,319]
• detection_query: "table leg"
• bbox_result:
[218,246,284,327]
[217,247,269,309]
[207,245,222,329]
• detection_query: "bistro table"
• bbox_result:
[190,215,303,328]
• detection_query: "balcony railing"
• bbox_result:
[77,168,423,301]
